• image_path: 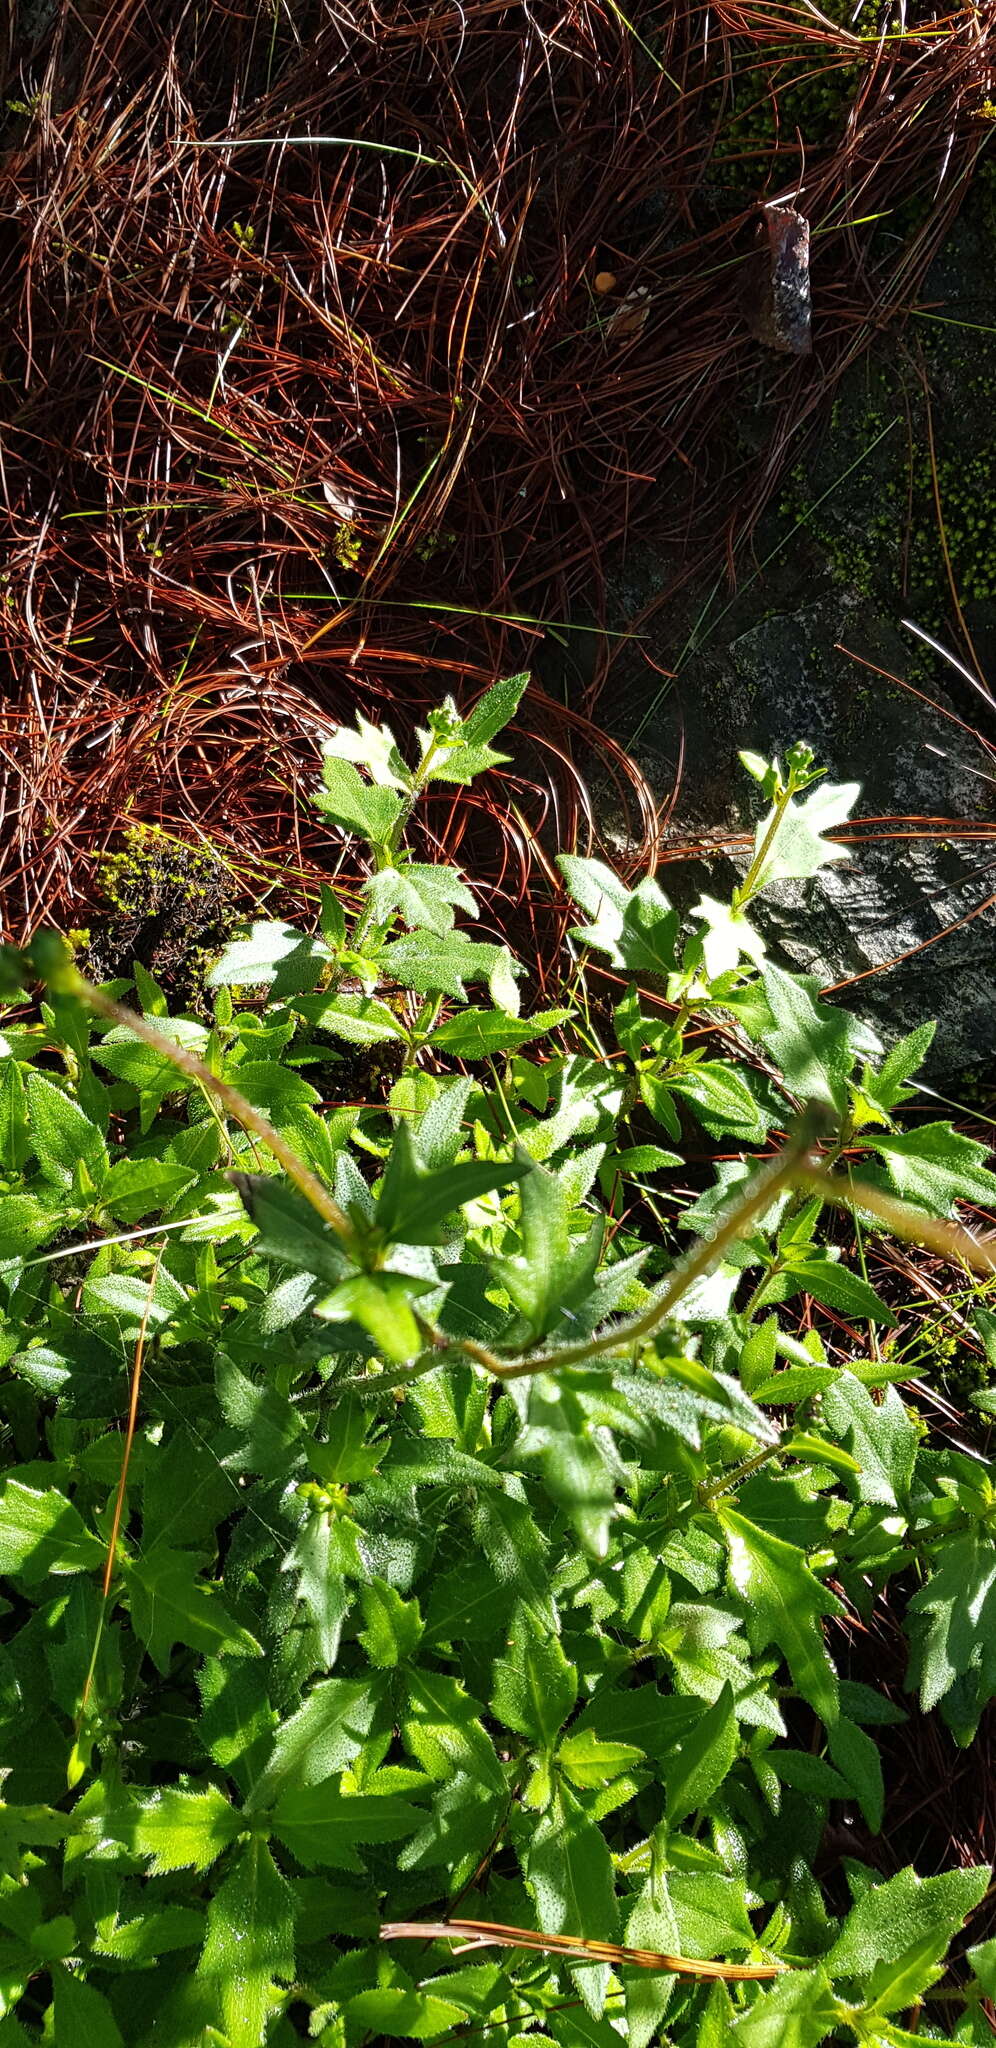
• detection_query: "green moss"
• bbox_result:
[778,340,996,653]
[910,1309,995,1414]
[414,527,457,564]
[710,0,863,202]
[332,521,362,570]
[86,824,236,1006]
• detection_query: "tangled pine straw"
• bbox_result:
[0,0,992,952]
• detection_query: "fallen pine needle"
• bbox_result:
[380,1916,786,1981]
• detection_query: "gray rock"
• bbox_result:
[582,194,996,1079]
[589,590,996,1078]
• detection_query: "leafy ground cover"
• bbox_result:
[2,681,996,2045]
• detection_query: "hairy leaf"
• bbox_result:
[197,1838,295,2048]
[718,1508,843,1724]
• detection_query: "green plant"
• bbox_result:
[1,683,996,2045]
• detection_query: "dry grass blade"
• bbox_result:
[72,1243,163,1788]
[380,1916,786,1980]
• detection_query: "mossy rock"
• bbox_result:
[81,824,237,1006]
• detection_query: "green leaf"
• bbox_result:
[471,1490,556,1627]
[526,1784,619,2016]
[827,1716,884,1833]
[224,1059,322,1126]
[754,1245,893,1327]
[858,1020,935,1123]
[690,893,767,981]
[358,1578,424,1667]
[132,958,169,1015]
[739,750,777,787]
[838,1680,907,1728]
[0,1190,66,1261]
[91,1904,205,1961]
[862,1121,996,1218]
[247,1678,382,1809]
[0,1055,29,1172]
[558,857,679,977]
[759,966,853,1112]
[824,1864,989,1995]
[519,1376,617,1557]
[492,1153,603,1342]
[424,740,513,783]
[105,1785,243,1873]
[624,1876,681,2048]
[409,1076,475,1166]
[126,1548,261,1673]
[230,1173,347,1284]
[459,672,529,746]
[294,992,409,1046]
[967,1934,996,1998]
[322,714,410,790]
[402,1669,504,1793]
[491,1612,577,1749]
[270,1780,421,1870]
[670,1062,771,1143]
[663,1682,738,1826]
[216,1354,304,1478]
[558,1730,644,1789]
[605,1143,682,1177]
[740,1317,778,1395]
[430,1005,572,1057]
[0,1480,103,1582]
[905,1528,996,1721]
[822,1375,917,1508]
[205,921,332,995]
[747,776,859,891]
[363,863,478,935]
[197,1838,295,2048]
[315,1271,432,1361]
[729,1967,838,2048]
[378,932,521,1011]
[315,753,404,842]
[775,1252,897,1327]
[666,1871,757,1960]
[550,2014,640,2048]
[97,1156,197,1223]
[399,1777,505,1882]
[614,984,680,1061]
[282,1512,353,1666]
[319,882,347,948]
[345,1987,468,2040]
[308,1400,386,1486]
[51,1968,125,2048]
[376,1122,528,1246]
[718,1507,843,1724]
[763,1748,848,1799]
[26,1070,109,1189]
[82,1265,188,1334]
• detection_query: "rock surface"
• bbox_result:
[588,204,996,1079]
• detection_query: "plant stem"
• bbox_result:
[697,1439,785,1505]
[59,967,360,1255]
[342,1113,823,1399]
[796,1164,996,1277]
[742,1260,785,1323]
[733,782,794,909]
[494,1114,821,1380]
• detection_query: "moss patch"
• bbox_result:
[82,823,236,1004]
